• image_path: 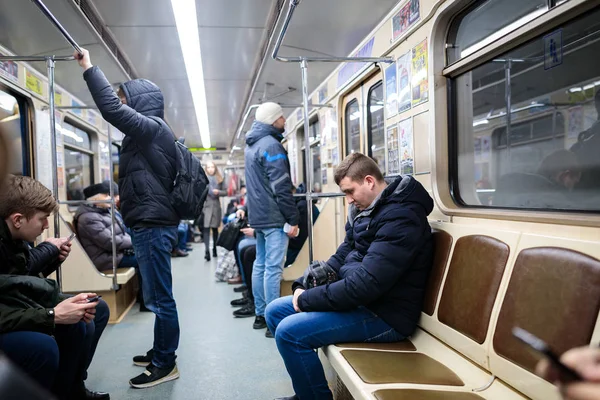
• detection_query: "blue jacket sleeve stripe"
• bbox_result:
[264,151,287,162]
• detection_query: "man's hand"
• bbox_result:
[292,288,305,313]
[54,293,98,325]
[74,48,93,71]
[241,227,255,238]
[287,225,299,238]
[236,209,246,219]
[212,189,220,195]
[536,346,600,400]
[45,237,72,261]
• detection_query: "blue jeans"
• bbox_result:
[265,296,405,400]
[119,254,138,268]
[253,228,289,316]
[177,223,188,251]
[132,226,179,369]
[236,236,256,283]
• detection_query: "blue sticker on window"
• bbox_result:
[544,29,562,70]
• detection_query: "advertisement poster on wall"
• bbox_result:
[385,62,398,118]
[0,54,18,84]
[411,39,429,106]
[322,168,328,185]
[331,148,339,166]
[386,124,399,175]
[392,0,420,42]
[398,118,414,175]
[397,52,411,113]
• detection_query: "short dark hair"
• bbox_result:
[334,152,384,185]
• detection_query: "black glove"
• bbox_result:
[302,261,339,289]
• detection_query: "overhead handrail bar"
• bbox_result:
[293,192,345,199]
[0,0,119,291]
[271,0,393,263]
[30,0,83,55]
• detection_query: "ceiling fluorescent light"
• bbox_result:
[171,0,211,148]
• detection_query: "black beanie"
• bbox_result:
[83,182,111,199]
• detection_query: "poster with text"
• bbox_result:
[398,118,414,175]
[385,62,398,118]
[322,168,328,185]
[392,0,419,42]
[397,52,411,113]
[386,124,399,175]
[411,39,429,106]
[331,148,339,166]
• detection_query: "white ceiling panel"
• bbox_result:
[197,0,274,27]
[201,27,265,80]
[89,0,175,26]
[109,27,187,80]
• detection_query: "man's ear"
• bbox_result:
[8,213,24,229]
[364,175,376,189]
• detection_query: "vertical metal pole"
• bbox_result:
[107,125,118,290]
[47,56,61,289]
[301,59,314,263]
[505,59,512,172]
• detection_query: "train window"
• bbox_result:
[63,120,94,200]
[452,6,600,212]
[367,81,385,172]
[0,88,28,175]
[111,143,120,182]
[345,99,360,155]
[447,0,548,64]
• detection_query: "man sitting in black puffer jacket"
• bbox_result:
[0,175,109,400]
[265,153,434,400]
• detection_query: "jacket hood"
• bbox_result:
[74,204,108,221]
[246,121,284,146]
[120,79,164,119]
[349,175,434,222]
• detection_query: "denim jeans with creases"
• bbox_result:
[252,228,289,316]
[132,226,179,369]
[265,296,405,400]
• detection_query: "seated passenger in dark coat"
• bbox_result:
[493,150,581,209]
[75,182,137,272]
[265,153,434,400]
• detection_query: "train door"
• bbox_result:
[0,85,30,176]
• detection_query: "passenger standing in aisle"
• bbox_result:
[244,102,299,337]
[76,49,181,389]
[203,161,226,261]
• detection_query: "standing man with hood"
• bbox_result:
[244,102,299,337]
[76,49,180,389]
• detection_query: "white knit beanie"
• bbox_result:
[255,102,284,126]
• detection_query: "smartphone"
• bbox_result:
[65,232,76,243]
[86,295,102,303]
[512,327,582,383]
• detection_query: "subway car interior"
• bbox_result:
[0,0,599,399]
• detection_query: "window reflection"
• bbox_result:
[368,82,385,173]
[0,89,25,175]
[345,100,360,155]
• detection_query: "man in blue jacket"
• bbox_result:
[245,102,299,337]
[76,49,180,389]
[266,153,434,400]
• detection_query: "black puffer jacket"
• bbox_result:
[293,176,434,337]
[83,66,179,228]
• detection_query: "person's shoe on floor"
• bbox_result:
[273,395,299,400]
[171,249,188,257]
[233,285,247,293]
[230,297,250,307]
[253,315,267,329]
[81,387,110,400]
[129,363,180,389]
[265,328,274,338]
[233,304,255,318]
[132,349,153,367]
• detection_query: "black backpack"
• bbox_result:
[170,141,209,220]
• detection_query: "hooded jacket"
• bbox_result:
[83,66,179,228]
[293,176,434,337]
[244,121,299,229]
[74,205,133,271]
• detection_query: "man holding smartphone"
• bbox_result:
[0,175,110,400]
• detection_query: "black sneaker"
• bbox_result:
[253,316,267,329]
[230,297,250,307]
[265,328,274,338]
[233,285,247,293]
[129,363,180,389]
[133,349,153,367]
[233,304,255,318]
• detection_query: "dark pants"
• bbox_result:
[241,245,256,301]
[0,299,109,399]
[203,227,219,253]
[131,226,179,369]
